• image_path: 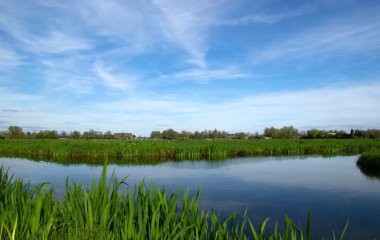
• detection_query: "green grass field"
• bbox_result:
[0,164,348,240]
[0,139,379,164]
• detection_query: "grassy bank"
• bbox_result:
[357,149,380,169]
[0,165,348,240]
[0,139,379,163]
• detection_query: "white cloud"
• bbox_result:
[93,62,136,90]
[201,82,380,131]
[223,3,316,25]
[0,1,92,55]
[40,57,95,94]
[23,31,92,54]
[251,13,380,64]
[152,0,228,67]
[157,66,246,84]
[0,46,22,69]
[1,81,379,134]
[68,81,380,134]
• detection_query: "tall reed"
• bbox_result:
[0,165,348,240]
[0,139,379,164]
[357,149,380,169]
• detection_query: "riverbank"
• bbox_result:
[0,139,379,163]
[357,149,380,169]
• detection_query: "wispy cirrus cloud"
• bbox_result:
[93,61,137,90]
[0,1,91,55]
[157,66,247,84]
[1,80,379,134]
[56,80,379,134]
[2,109,20,113]
[251,10,380,64]
[153,0,215,67]
[1,0,379,134]
[22,31,92,54]
[0,46,23,70]
[222,3,316,25]
[40,57,95,94]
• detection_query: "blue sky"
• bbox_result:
[0,0,380,135]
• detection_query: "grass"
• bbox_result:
[0,164,348,240]
[357,149,380,170]
[0,139,379,164]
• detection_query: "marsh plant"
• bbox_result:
[0,139,378,164]
[0,164,348,240]
[357,149,380,169]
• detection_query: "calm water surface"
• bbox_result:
[1,156,379,239]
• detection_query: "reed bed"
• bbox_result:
[0,139,379,164]
[0,165,348,240]
[356,149,380,169]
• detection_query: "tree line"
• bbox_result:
[1,125,380,140]
[151,127,380,139]
[0,126,135,140]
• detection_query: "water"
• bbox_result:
[1,156,380,239]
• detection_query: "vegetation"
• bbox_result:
[0,139,379,163]
[0,165,348,240]
[1,125,380,140]
[357,149,380,169]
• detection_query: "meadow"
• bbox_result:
[0,139,379,164]
[0,164,348,240]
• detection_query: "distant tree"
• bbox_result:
[82,129,103,139]
[234,132,248,139]
[46,131,58,139]
[253,132,261,139]
[180,130,192,139]
[264,127,279,139]
[25,131,34,139]
[210,129,226,139]
[150,131,162,139]
[306,129,321,139]
[35,130,58,139]
[279,126,299,139]
[8,126,25,139]
[35,131,45,139]
[70,131,81,139]
[104,130,114,139]
[350,129,355,138]
[162,129,178,139]
[59,131,68,138]
[368,129,380,139]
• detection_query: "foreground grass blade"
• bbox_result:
[0,164,349,240]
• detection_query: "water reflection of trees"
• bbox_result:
[3,155,293,169]
[357,163,380,181]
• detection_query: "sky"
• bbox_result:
[0,0,380,135]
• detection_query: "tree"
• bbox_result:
[104,131,114,139]
[279,126,299,139]
[150,131,162,139]
[59,131,68,138]
[162,129,178,139]
[264,127,279,139]
[234,132,248,139]
[46,131,58,139]
[179,131,191,139]
[8,126,25,139]
[307,129,321,139]
[35,131,45,139]
[70,131,81,139]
